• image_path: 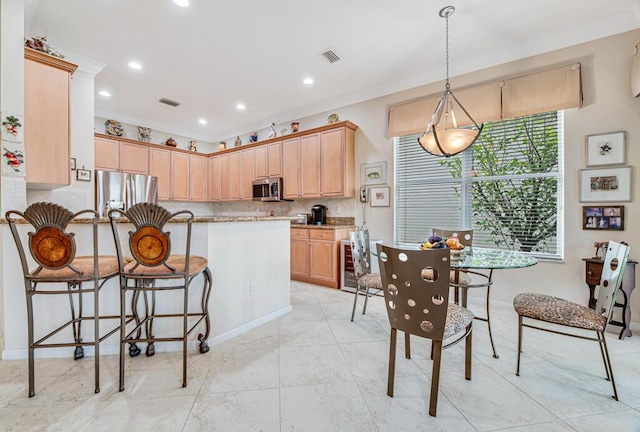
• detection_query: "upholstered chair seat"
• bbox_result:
[513,293,607,331]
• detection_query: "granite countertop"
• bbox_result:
[291,224,356,230]
[1,216,297,225]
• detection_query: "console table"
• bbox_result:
[583,257,637,339]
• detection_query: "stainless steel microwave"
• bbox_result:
[252,177,285,201]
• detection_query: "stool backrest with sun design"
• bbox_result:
[108,202,194,276]
[376,244,451,342]
[6,202,99,282]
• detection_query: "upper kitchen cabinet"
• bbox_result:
[170,151,190,201]
[149,146,171,200]
[255,141,282,179]
[24,47,77,188]
[189,154,207,202]
[282,122,356,199]
[95,135,149,174]
[208,155,220,201]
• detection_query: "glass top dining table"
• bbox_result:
[389,244,539,270]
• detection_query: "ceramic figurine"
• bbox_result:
[234,136,242,147]
[249,132,258,143]
[291,121,299,133]
[219,141,227,151]
[165,137,177,147]
[137,126,151,142]
[268,123,277,139]
[189,140,197,151]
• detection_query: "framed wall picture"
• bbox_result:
[579,166,631,202]
[361,161,387,185]
[76,168,91,182]
[583,206,624,230]
[585,131,625,167]
[370,186,390,207]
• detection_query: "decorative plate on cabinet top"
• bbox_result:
[326,113,339,124]
[105,119,124,136]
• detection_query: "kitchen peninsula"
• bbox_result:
[1,216,292,359]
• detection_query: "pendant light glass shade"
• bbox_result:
[418,6,483,157]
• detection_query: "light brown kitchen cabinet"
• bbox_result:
[281,124,356,199]
[95,137,120,172]
[320,127,354,197]
[219,154,231,201]
[119,142,149,174]
[208,156,220,201]
[290,228,310,278]
[189,154,207,201]
[170,151,190,201]
[229,152,242,201]
[24,48,77,188]
[290,227,351,289]
[282,133,321,199]
[149,147,171,200]
[255,141,282,179]
[241,148,255,200]
[282,137,301,199]
[95,135,148,175]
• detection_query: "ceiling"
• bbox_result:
[25,0,640,142]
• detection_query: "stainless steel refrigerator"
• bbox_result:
[96,170,158,216]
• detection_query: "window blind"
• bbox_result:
[395,111,563,259]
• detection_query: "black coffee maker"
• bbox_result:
[311,204,327,225]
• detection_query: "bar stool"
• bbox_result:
[108,203,212,391]
[5,202,122,397]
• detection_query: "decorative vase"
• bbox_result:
[219,141,227,151]
[234,136,242,147]
[249,132,258,143]
[137,126,151,142]
[291,122,299,133]
[268,123,277,139]
[165,137,177,147]
[188,140,197,151]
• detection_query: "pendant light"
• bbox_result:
[418,6,483,157]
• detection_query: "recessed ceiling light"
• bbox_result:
[173,0,189,6]
[128,61,142,70]
[303,77,314,85]
[236,103,246,110]
[198,118,207,125]
[98,90,111,97]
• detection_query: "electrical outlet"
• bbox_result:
[250,282,256,296]
[360,186,368,202]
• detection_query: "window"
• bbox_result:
[394,111,563,259]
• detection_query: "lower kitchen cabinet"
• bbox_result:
[290,227,351,289]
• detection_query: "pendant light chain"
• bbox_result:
[445,11,450,89]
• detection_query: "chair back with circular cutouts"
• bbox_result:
[376,244,450,341]
[595,240,630,322]
[432,228,473,247]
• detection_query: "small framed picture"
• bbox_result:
[76,168,91,182]
[579,166,631,202]
[370,186,391,207]
[70,157,76,170]
[585,131,626,167]
[583,206,624,230]
[361,161,387,186]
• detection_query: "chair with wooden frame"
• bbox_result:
[513,241,629,400]
[433,228,499,358]
[349,229,383,321]
[108,203,212,392]
[377,244,474,417]
[5,202,124,397]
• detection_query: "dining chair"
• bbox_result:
[433,228,498,358]
[513,240,629,400]
[377,244,474,417]
[5,202,123,397]
[108,203,212,391]
[349,229,382,321]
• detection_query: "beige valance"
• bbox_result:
[388,63,583,138]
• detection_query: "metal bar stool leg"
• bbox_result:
[198,268,212,353]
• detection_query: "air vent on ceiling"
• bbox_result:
[319,49,341,63]
[158,97,181,107]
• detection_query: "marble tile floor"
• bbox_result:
[1,281,640,431]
